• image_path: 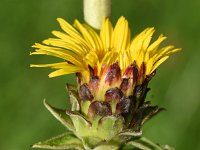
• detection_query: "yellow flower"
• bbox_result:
[31,16,180,99]
[31,16,181,149]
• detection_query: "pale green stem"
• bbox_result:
[140,137,163,150]
[127,137,164,150]
[83,0,112,29]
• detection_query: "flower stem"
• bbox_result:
[83,0,112,29]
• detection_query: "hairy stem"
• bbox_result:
[83,0,112,29]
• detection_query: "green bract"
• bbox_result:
[32,83,172,150]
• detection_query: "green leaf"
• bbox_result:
[161,145,175,150]
[69,91,80,111]
[118,129,142,137]
[82,136,103,149]
[140,106,165,126]
[93,144,119,150]
[126,141,152,150]
[67,111,92,138]
[113,129,142,144]
[81,100,91,115]
[44,100,74,131]
[98,116,124,140]
[32,132,83,150]
[131,103,164,131]
[126,137,165,150]
[66,84,80,111]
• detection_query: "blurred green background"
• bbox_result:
[0,0,200,149]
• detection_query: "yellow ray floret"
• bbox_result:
[31,16,181,82]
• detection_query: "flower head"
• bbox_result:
[31,16,181,149]
[31,16,180,101]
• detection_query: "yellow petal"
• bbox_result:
[83,51,99,67]
[100,18,113,51]
[30,62,68,69]
[31,61,84,78]
[52,30,89,54]
[112,16,130,52]
[74,19,96,49]
[57,18,89,49]
[49,66,83,78]
[42,38,85,57]
[84,24,103,51]
[150,56,169,73]
[148,34,167,54]
[32,43,83,67]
